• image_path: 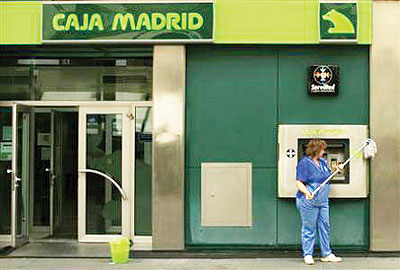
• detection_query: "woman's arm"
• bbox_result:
[296,180,313,200]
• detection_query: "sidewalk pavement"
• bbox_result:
[1,257,400,270]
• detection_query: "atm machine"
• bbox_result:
[278,125,369,198]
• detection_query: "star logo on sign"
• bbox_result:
[286,149,296,158]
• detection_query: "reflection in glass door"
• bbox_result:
[78,106,132,242]
[11,104,31,247]
[131,106,153,249]
[134,107,152,237]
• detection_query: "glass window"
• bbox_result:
[0,58,152,101]
[134,107,152,236]
[0,66,31,100]
[86,114,123,235]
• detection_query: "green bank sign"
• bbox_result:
[43,3,214,42]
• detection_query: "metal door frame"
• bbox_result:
[77,104,133,242]
[49,110,55,236]
[10,104,31,247]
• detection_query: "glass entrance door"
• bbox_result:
[78,106,132,242]
[11,104,31,247]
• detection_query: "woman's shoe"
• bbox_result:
[321,253,342,262]
[304,255,315,265]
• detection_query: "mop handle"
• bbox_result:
[311,141,369,197]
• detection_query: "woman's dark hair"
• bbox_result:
[306,139,327,158]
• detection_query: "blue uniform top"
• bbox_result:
[296,156,331,203]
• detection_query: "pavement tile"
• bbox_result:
[0,257,399,270]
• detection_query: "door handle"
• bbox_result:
[7,169,21,189]
[14,177,22,188]
[78,169,128,200]
[45,168,56,186]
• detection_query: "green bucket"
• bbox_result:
[109,237,131,264]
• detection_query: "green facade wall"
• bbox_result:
[185,45,369,248]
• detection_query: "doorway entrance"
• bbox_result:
[31,108,78,241]
[0,102,152,250]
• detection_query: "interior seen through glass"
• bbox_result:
[0,58,152,101]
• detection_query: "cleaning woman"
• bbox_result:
[295,139,343,265]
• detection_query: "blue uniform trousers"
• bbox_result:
[296,197,332,257]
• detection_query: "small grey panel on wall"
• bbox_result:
[201,162,252,227]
